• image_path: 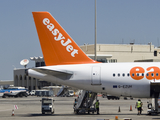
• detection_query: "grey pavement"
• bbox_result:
[0,96,159,120]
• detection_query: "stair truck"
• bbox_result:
[74,90,97,114]
[41,98,55,114]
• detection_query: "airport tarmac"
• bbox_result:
[0,96,160,120]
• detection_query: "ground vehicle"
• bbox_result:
[0,86,28,98]
[58,89,74,97]
[147,98,160,115]
[30,90,36,96]
[102,94,120,100]
[36,90,53,97]
[67,90,74,97]
[41,98,55,114]
[107,95,120,100]
[74,90,97,114]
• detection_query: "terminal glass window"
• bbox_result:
[20,75,22,80]
[41,62,46,66]
[107,59,117,63]
[97,59,107,63]
[154,51,157,56]
[24,76,27,80]
[36,62,40,67]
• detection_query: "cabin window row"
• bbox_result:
[113,73,159,77]
[113,73,130,77]
[132,73,159,77]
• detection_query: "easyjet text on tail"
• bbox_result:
[32,12,97,66]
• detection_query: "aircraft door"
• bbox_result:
[91,66,101,85]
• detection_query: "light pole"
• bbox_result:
[94,0,97,61]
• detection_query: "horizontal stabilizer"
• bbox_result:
[31,68,73,76]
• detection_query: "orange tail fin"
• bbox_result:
[32,12,98,66]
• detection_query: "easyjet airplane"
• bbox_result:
[28,11,160,98]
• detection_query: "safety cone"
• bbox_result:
[11,109,14,116]
[115,116,118,120]
[118,106,121,112]
[130,105,132,111]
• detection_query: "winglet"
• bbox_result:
[32,12,98,66]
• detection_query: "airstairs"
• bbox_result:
[57,86,68,97]
[74,90,97,114]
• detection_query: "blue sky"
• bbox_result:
[0,0,160,80]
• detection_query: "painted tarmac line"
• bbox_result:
[0,109,13,112]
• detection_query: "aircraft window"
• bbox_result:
[137,73,139,76]
[127,73,130,77]
[142,73,144,76]
[132,73,134,76]
[113,73,115,77]
[146,73,149,76]
[118,73,120,77]
[122,73,125,77]
[156,73,159,76]
[151,73,154,76]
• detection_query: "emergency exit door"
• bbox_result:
[91,66,101,85]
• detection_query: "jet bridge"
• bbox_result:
[74,90,97,114]
[150,82,160,97]
[147,82,160,115]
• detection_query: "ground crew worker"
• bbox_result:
[74,99,77,107]
[89,92,92,102]
[73,99,77,112]
[135,99,143,115]
[95,100,100,114]
[89,92,92,98]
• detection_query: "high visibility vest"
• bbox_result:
[95,102,99,108]
[137,101,141,108]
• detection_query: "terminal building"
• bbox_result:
[14,43,160,91]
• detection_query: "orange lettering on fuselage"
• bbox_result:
[146,66,160,80]
[130,67,144,80]
[130,66,160,80]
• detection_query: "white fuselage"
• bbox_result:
[28,62,160,98]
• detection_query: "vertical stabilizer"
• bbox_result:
[32,12,98,66]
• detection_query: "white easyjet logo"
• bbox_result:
[43,18,78,57]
